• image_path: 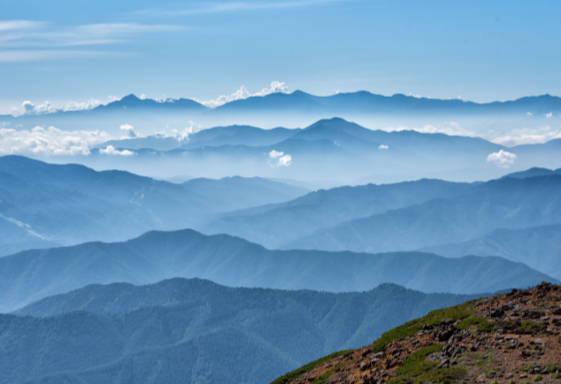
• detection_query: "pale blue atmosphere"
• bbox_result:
[2,0,561,112]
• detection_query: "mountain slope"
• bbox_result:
[502,167,561,179]
[184,125,297,148]
[182,176,308,212]
[0,156,305,255]
[1,278,475,384]
[206,178,472,247]
[0,214,54,255]
[276,282,561,384]
[287,175,561,256]
[424,223,561,280]
[216,91,561,115]
[94,94,207,112]
[0,229,552,312]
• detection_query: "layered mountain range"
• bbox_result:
[6,91,561,122]
[1,228,553,312]
[0,155,306,255]
[0,278,476,384]
[59,117,561,184]
[1,115,559,384]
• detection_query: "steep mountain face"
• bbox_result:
[276,283,561,384]
[424,223,561,280]
[1,278,475,384]
[206,178,472,248]
[0,156,305,255]
[0,229,553,312]
[286,175,561,255]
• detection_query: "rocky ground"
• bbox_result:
[273,283,561,384]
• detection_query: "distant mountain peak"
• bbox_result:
[120,93,142,102]
[502,167,559,179]
[289,90,313,97]
[303,117,366,134]
[97,93,205,111]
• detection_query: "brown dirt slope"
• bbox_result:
[273,283,561,384]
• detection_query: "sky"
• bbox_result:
[2,0,561,113]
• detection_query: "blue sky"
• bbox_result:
[1,0,561,113]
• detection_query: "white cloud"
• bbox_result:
[0,49,110,62]
[378,144,389,150]
[99,145,134,156]
[416,122,475,136]
[492,125,561,146]
[0,126,110,156]
[64,97,117,111]
[546,112,554,119]
[0,20,45,32]
[487,150,517,169]
[17,96,118,116]
[201,81,289,107]
[22,100,36,113]
[0,20,183,62]
[119,123,137,138]
[20,100,57,114]
[385,121,475,137]
[135,0,342,17]
[269,149,292,167]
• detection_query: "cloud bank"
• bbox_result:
[0,126,110,156]
[493,125,561,146]
[0,20,183,62]
[202,81,289,107]
[119,123,137,138]
[269,149,292,167]
[99,145,134,156]
[18,97,118,115]
[135,0,343,17]
[487,150,517,168]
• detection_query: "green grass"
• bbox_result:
[312,372,332,384]
[371,301,478,352]
[272,299,491,383]
[388,344,467,384]
[546,363,561,374]
[457,315,494,332]
[519,320,546,334]
[271,350,350,384]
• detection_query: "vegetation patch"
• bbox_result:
[388,344,467,384]
[457,315,494,332]
[518,320,546,335]
[371,302,477,352]
[271,350,350,384]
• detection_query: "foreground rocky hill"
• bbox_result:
[275,282,561,383]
